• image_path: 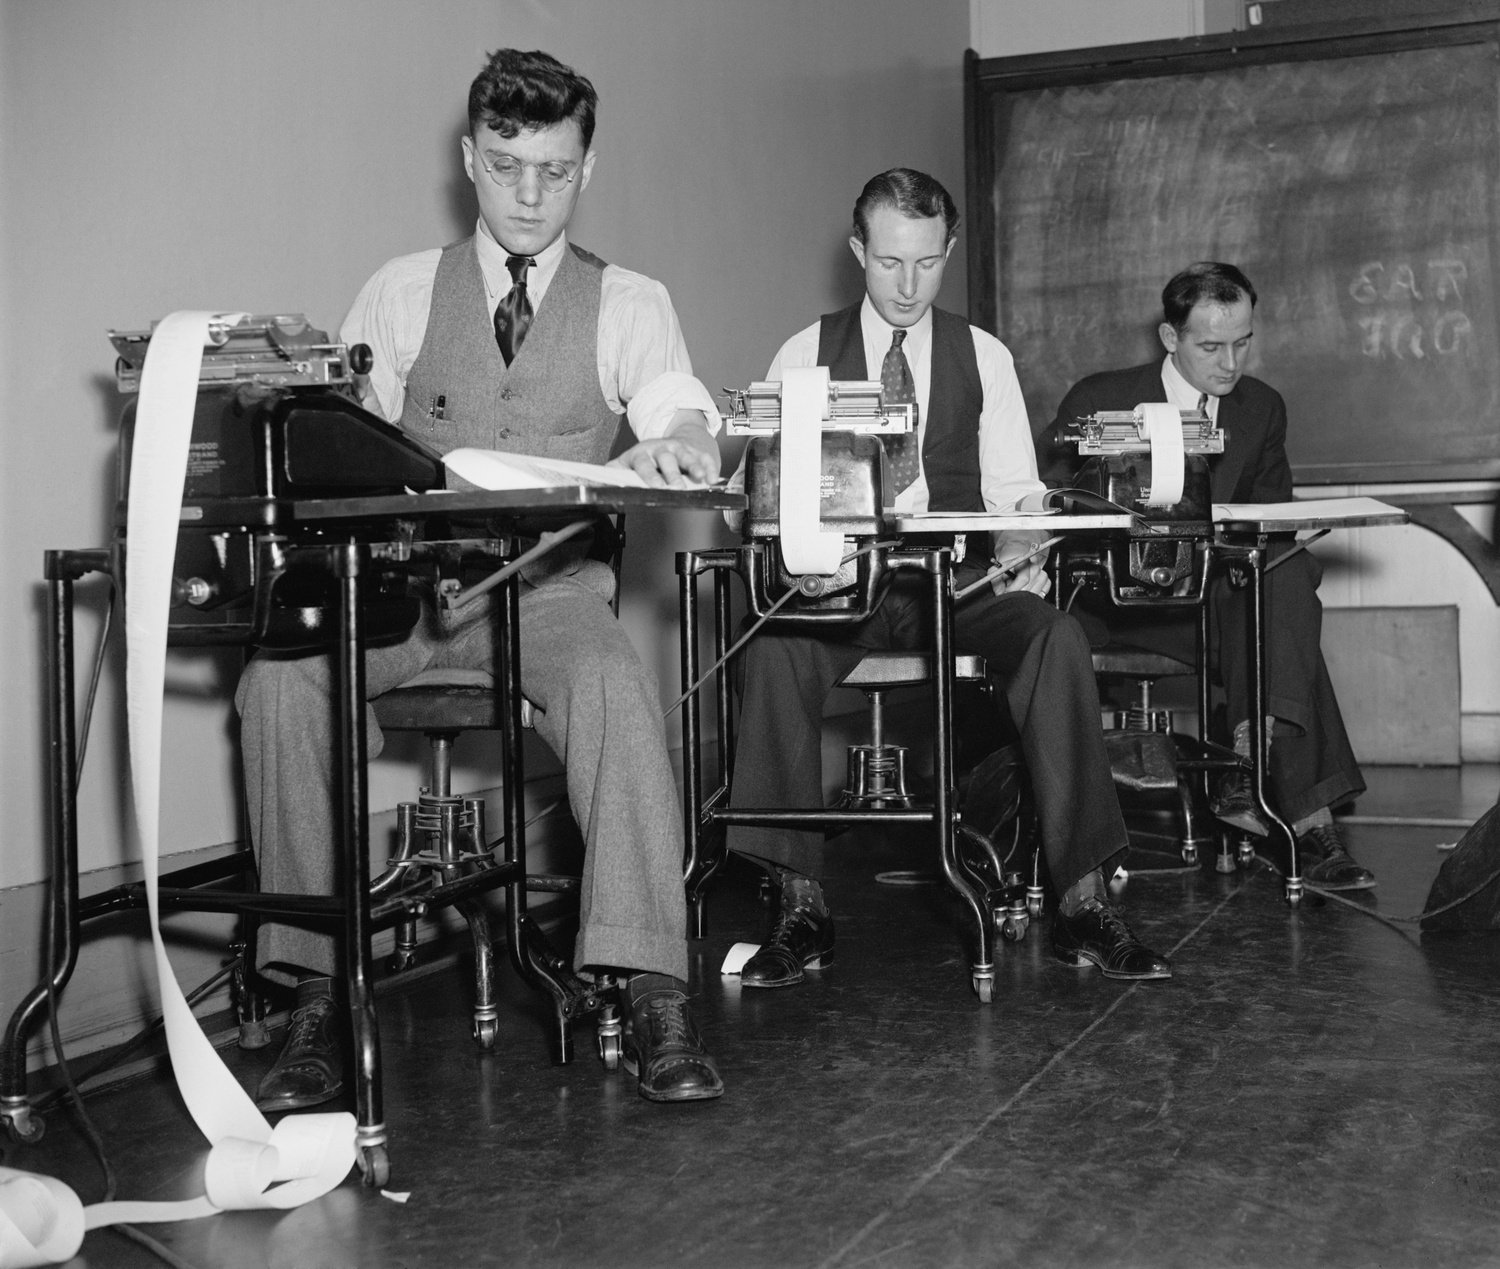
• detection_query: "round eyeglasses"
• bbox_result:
[478,155,578,194]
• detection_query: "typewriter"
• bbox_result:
[1055,404,1223,605]
[111,313,445,646]
[724,376,910,622]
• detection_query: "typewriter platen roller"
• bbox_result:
[724,375,910,622]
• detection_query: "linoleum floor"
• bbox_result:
[16,764,1500,1269]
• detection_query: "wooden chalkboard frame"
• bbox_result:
[965,5,1500,484]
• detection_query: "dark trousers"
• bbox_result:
[1072,545,1364,824]
[727,560,1129,896]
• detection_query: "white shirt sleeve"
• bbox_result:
[973,327,1046,514]
[599,265,720,440]
[337,249,441,423]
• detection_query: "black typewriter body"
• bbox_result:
[1069,451,1214,606]
[740,430,892,621]
[110,316,446,648]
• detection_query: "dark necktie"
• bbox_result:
[880,329,921,495]
[1196,392,1209,416]
[493,254,535,366]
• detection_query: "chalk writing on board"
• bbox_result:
[974,32,1500,480]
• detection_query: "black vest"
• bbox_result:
[816,304,985,512]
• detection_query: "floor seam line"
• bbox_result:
[817,879,1248,1269]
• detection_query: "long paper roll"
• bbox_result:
[1,312,357,1269]
[777,366,845,576]
[1137,402,1186,506]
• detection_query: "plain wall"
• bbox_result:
[0,0,972,895]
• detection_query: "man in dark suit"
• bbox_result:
[1038,262,1372,890]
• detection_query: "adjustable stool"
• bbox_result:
[1091,644,1215,866]
[836,651,988,808]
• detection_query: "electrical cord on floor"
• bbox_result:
[32,962,237,1115]
[36,571,206,1268]
[1250,850,1500,942]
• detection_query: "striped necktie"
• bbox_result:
[880,330,921,495]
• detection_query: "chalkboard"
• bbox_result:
[965,12,1500,483]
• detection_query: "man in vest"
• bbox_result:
[727,169,1171,990]
[236,48,724,1108]
[1038,263,1372,891]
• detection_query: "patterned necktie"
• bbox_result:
[880,329,921,495]
[493,254,535,366]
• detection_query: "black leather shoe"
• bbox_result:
[623,984,724,1103]
[740,877,834,989]
[1299,823,1376,891]
[1052,898,1173,981]
[1211,772,1269,837]
[256,982,344,1113]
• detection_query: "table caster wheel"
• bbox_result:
[598,1030,622,1071]
[1236,839,1256,869]
[3,1108,44,1145]
[1000,914,1029,942]
[358,1144,390,1188]
[472,1016,499,1050]
[972,974,994,1003]
[1181,843,1199,866]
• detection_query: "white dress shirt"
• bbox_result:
[765,296,1044,515]
[1161,354,1217,422]
[340,219,720,437]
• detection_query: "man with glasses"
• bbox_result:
[236,48,725,1109]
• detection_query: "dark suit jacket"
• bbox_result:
[1037,361,1293,504]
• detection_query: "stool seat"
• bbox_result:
[1091,644,1195,680]
[841,651,987,690]
[370,669,537,731]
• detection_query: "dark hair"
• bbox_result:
[852,168,959,245]
[1162,262,1257,333]
[467,49,598,149]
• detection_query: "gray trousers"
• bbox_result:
[235,561,687,986]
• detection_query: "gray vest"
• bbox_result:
[400,237,620,461]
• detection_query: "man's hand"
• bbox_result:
[609,411,721,488]
[988,530,1055,598]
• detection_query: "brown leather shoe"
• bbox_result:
[623,979,724,1104]
[255,980,344,1113]
[1052,898,1172,981]
[740,876,834,989]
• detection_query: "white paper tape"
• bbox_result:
[0,312,357,1268]
[777,366,845,576]
[1137,402,1185,506]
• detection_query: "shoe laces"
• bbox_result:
[638,991,697,1051]
[1300,822,1349,859]
[285,995,335,1050]
[1075,896,1136,940]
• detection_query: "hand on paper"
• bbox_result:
[610,411,721,489]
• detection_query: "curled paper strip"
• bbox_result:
[1,312,357,1269]
[1136,402,1185,506]
[777,366,845,576]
